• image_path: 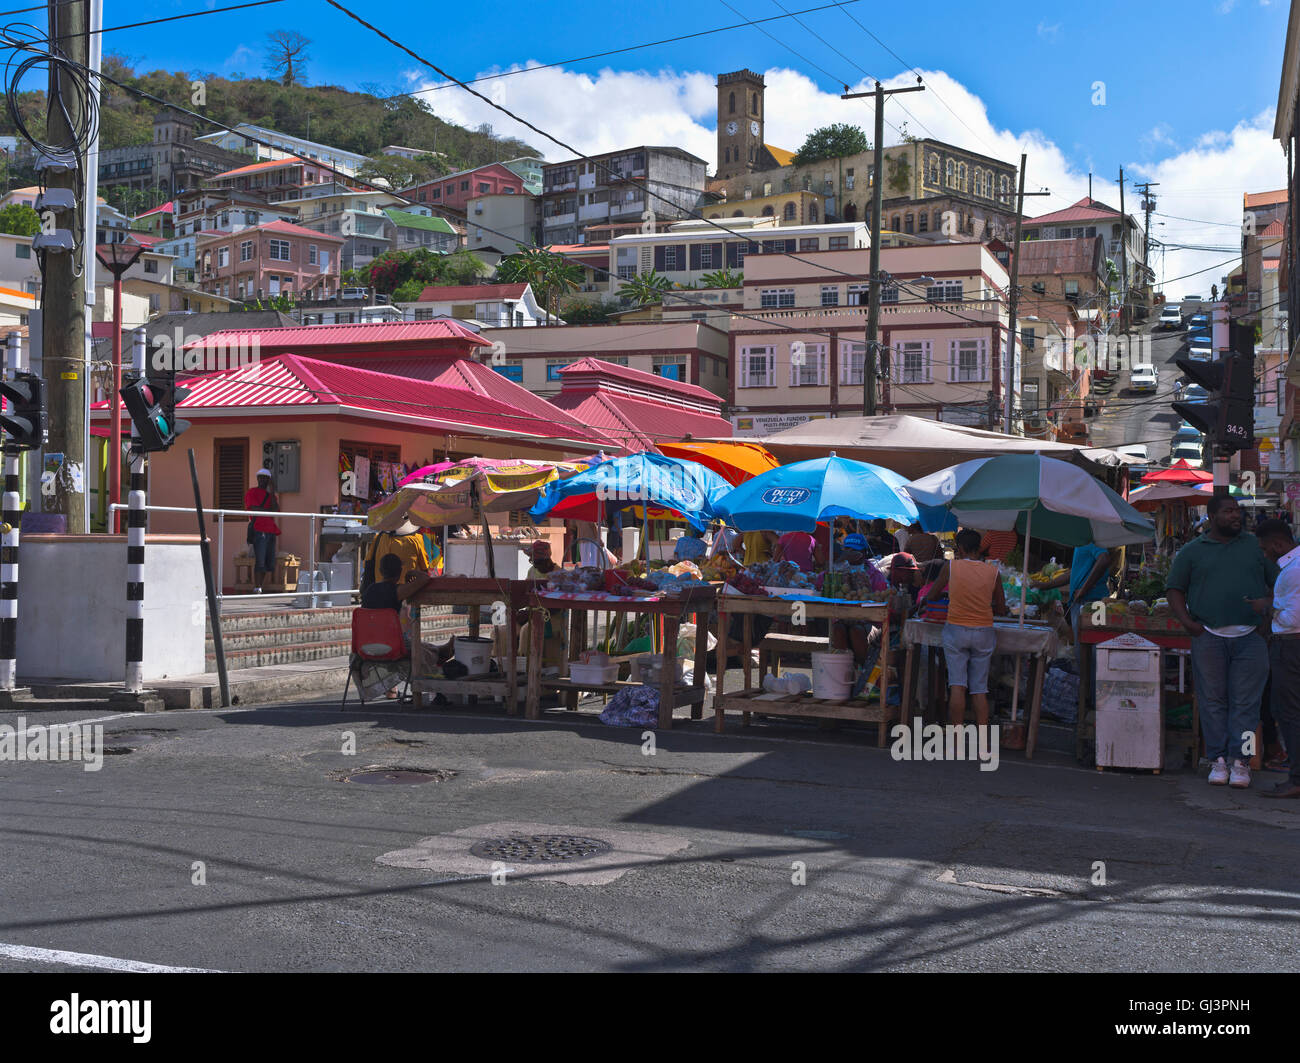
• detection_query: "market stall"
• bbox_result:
[524,582,716,728]
[899,618,1060,757]
[714,591,894,744]
[406,577,530,712]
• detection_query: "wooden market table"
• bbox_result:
[524,584,717,729]
[713,591,894,746]
[405,576,530,713]
[899,618,1060,759]
[1075,615,1200,765]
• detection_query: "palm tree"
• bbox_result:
[700,268,743,289]
[617,270,673,307]
[539,255,583,323]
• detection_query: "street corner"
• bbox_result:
[376,820,691,886]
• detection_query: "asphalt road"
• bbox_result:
[1088,321,1189,462]
[2,697,1299,973]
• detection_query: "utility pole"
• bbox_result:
[841,80,925,417]
[1002,156,1051,435]
[41,0,90,532]
[1136,180,1158,306]
[1117,167,1129,362]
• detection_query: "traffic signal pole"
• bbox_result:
[1,332,24,694]
[124,334,145,694]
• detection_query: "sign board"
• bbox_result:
[730,412,829,437]
[1286,482,1300,503]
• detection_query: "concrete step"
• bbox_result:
[208,638,354,670]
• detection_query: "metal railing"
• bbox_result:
[109,503,368,607]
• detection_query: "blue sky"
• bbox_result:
[111,0,1294,287]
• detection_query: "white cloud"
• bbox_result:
[1037,21,1062,39]
[1218,0,1239,12]
[411,61,1286,291]
[223,45,256,71]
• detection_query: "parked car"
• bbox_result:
[1184,295,1203,303]
[1115,443,1150,462]
[1130,363,1158,392]
[1182,383,1209,404]
[1172,425,1203,446]
[1158,305,1183,329]
[1170,441,1205,467]
[1188,313,1209,330]
[1187,335,1213,361]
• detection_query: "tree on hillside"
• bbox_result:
[355,152,445,191]
[365,248,488,297]
[0,204,39,237]
[792,124,869,166]
[265,31,311,86]
[495,246,581,324]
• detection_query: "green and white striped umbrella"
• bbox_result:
[904,454,1155,548]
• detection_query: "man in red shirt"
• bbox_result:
[244,468,282,593]
[979,528,1019,563]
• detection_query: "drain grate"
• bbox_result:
[469,834,613,863]
[344,768,456,785]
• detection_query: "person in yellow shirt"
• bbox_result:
[364,530,430,585]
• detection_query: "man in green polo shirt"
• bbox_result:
[1167,494,1273,789]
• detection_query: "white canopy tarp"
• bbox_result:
[706,414,1132,480]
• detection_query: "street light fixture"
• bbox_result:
[95,240,144,533]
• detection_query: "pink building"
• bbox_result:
[402,163,525,214]
[197,220,344,301]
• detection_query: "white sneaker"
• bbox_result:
[1208,758,1229,785]
[1229,760,1251,789]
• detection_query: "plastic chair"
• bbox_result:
[340,607,411,709]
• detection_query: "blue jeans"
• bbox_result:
[1191,630,1268,762]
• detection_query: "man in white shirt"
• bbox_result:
[1253,519,1300,798]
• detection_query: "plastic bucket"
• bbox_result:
[811,652,854,700]
[454,636,493,676]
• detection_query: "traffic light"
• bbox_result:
[1172,320,1255,453]
[0,371,47,451]
[119,370,190,454]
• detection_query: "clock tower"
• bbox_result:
[716,70,766,180]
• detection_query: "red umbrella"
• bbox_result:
[1141,459,1212,485]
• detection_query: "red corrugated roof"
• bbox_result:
[416,283,527,302]
[134,201,173,218]
[549,390,731,452]
[1029,197,1124,226]
[558,356,720,404]
[258,219,346,242]
[356,356,615,447]
[183,319,492,352]
[92,354,592,441]
[1016,236,1101,276]
[1261,219,1285,237]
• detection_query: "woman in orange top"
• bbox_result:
[917,528,1008,726]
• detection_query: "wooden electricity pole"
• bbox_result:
[841,80,924,416]
[41,0,90,531]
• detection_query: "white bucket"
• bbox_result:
[810,652,854,700]
[454,636,493,676]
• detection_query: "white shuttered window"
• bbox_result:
[789,342,828,386]
[739,346,776,388]
[948,338,988,382]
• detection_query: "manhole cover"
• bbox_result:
[344,768,455,785]
[470,834,613,863]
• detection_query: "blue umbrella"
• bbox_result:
[714,453,919,532]
[529,452,733,531]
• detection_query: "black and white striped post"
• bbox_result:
[0,331,22,692]
[124,327,146,694]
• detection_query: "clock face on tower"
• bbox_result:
[725,121,738,136]
[750,121,759,136]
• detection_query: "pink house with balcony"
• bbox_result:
[196,220,344,301]
[204,156,341,204]
[400,163,525,215]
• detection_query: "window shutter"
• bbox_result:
[765,350,775,387]
[979,339,989,381]
[924,341,933,383]
[214,439,249,512]
[789,345,800,387]
[948,340,958,382]
[690,244,702,271]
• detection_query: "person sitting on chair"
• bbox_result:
[362,553,433,696]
